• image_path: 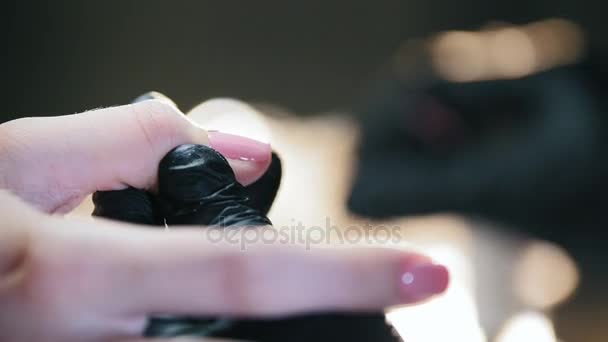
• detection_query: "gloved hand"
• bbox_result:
[0,95,449,342]
[349,50,608,240]
[91,93,421,342]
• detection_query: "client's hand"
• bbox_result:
[0,101,449,342]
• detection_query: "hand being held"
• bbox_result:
[0,100,449,342]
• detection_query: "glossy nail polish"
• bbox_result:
[207,130,271,162]
[399,259,450,303]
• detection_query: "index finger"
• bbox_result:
[106,225,449,317]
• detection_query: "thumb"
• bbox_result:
[0,100,271,213]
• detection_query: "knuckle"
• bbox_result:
[18,247,69,311]
[17,237,92,313]
[218,253,268,315]
[0,118,31,161]
[136,99,181,118]
[130,100,185,148]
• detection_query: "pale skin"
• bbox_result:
[0,100,449,342]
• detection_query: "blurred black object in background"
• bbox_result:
[350,30,608,243]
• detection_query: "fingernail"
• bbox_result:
[399,260,449,303]
[132,91,178,108]
[208,131,271,162]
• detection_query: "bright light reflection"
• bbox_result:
[187,98,272,144]
[387,245,486,342]
[430,18,584,82]
[514,240,579,309]
[495,311,557,342]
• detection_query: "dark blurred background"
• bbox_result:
[3,0,607,121]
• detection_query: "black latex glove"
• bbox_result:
[93,143,281,337]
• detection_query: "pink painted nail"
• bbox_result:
[208,131,271,162]
[399,259,449,303]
